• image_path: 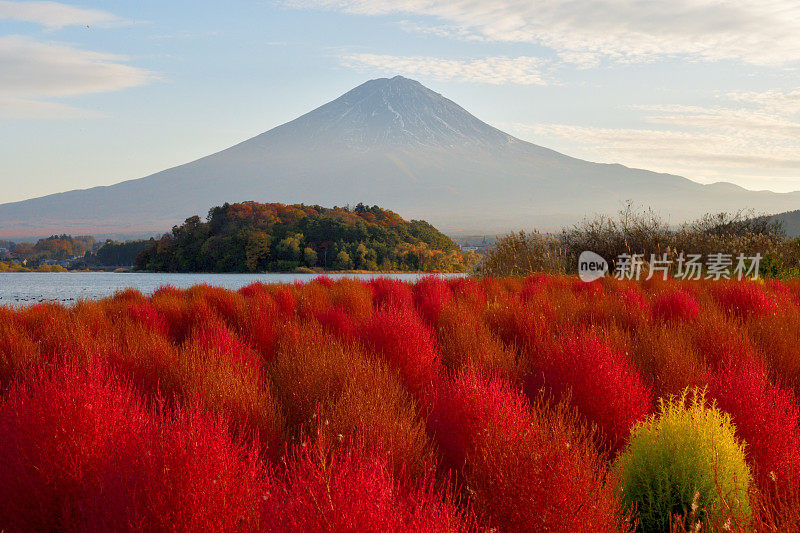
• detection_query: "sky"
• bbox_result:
[1,0,799,204]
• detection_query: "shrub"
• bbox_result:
[629,323,705,400]
[691,316,757,371]
[529,330,651,453]
[315,306,357,339]
[480,231,569,277]
[0,362,272,531]
[369,277,414,310]
[263,437,471,532]
[142,401,270,532]
[271,323,433,479]
[361,306,442,401]
[329,278,373,322]
[747,310,800,395]
[0,316,40,388]
[707,356,800,489]
[712,282,777,318]
[617,388,752,532]
[233,292,282,362]
[435,301,518,380]
[127,302,171,337]
[0,363,154,531]
[293,281,332,319]
[413,276,453,324]
[651,289,700,322]
[447,277,486,308]
[106,321,183,401]
[606,285,652,330]
[176,331,284,453]
[429,371,631,531]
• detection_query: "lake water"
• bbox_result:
[0,272,466,306]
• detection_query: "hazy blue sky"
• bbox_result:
[1,0,799,204]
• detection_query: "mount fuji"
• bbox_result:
[2,75,798,238]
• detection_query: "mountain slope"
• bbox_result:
[767,209,800,238]
[1,75,799,238]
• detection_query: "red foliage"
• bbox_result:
[713,282,778,318]
[571,277,605,298]
[652,288,701,322]
[528,330,651,453]
[369,277,414,310]
[7,275,800,529]
[448,277,486,307]
[708,356,800,489]
[193,321,261,369]
[271,286,296,315]
[361,306,442,400]
[263,438,471,532]
[0,363,270,531]
[413,276,453,324]
[314,274,335,287]
[428,371,630,531]
[0,364,152,531]
[315,306,357,339]
[128,302,170,337]
[142,402,270,532]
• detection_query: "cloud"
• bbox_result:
[509,94,800,189]
[0,0,123,28]
[292,0,800,66]
[726,89,800,114]
[0,35,153,119]
[339,53,549,84]
[633,104,800,136]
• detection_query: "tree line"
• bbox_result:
[135,201,474,273]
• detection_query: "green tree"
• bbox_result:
[275,233,303,262]
[242,230,271,272]
[303,247,318,267]
[333,250,352,270]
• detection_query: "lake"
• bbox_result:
[0,272,466,306]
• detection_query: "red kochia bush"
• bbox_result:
[528,331,651,453]
[0,364,269,531]
[0,364,153,531]
[713,282,778,318]
[143,403,269,532]
[361,307,442,401]
[436,301,518,379]
[651,288,701,322]
[428,371,630,531]
[0,316,41,387]
[448,277,486,307]
[315,306,357,339]
[606,286,652,330]
[271,286,297,315]
[369,277,414,310]
[193,321,261,369]
[263,438,471,532]
[413,276,453,324]
[235,293,281,362]
[708,356,800,489]
[128,302,171,337]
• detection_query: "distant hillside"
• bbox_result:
[768,210,800,238]
[4,75,800,238]
[135,201,471,272]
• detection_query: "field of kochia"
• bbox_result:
[2,275,800,532]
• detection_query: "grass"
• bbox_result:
[2,274,800,531]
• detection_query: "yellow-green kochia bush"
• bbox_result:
[616,388,751,532]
